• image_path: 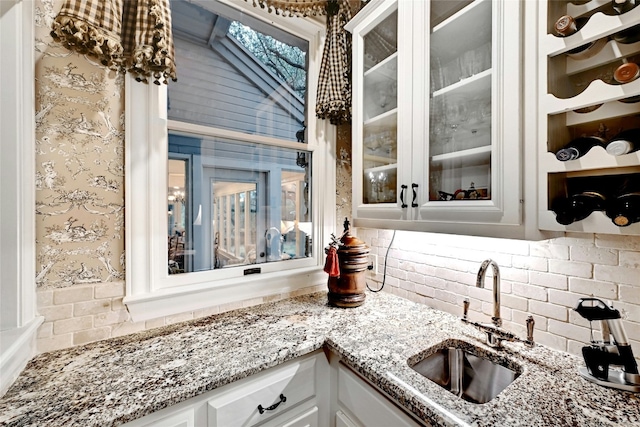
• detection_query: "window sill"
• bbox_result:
[123,267,327,322]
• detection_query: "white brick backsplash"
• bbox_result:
[434,266,459,282]
[512,282,547,301]
[38,304,73,321]
[111,321,146,338]
[620,251,640,268]
[415,284,435,298]
[424,275,447,290]
[530,242,569,260]
[594,264,640,286]
[53,286,94,304]
[512,255,548,272]
[407,271,426,285]
[548,319,591,343]
[434,289,458,304]
[37,323,53,339]
[596,234,640,251]
[73,299,111,316]
[94,281,125,299]
[555,233,595,246]
[32,229,640,368]
[620,285,640,305]
[568,277,617,300]
[94,309,130,327]
[548,289,586,308]
[400,280,415,293]
[468,286,493,303]
[37,290,53,306]
[500,267,529,283]
[454,271,477,287]
[534,330,567,351]
[548,259,592,279]
[501,294,528,312]
[529,271,568,290]
[570,246,618,266]
[54,316,93,335]
[144,317,166,330]
[528,300,568,322]
[37,334,74,353]
[74,327,111,346]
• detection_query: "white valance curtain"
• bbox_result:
[50,0,177,85]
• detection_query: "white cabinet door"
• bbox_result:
[335,410,359,427]
[337,364,422,427]
[346,0,526,239]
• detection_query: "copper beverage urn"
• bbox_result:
[325,220,370,308]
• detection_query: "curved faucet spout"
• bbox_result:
[476,259,501,328]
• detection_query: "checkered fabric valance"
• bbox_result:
[247,0,364,124]
[51,0,177,85]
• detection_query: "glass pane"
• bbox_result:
[168,159,188,274]
[429,1,492,202]
[168,132,312,274]
[362,9,398,205]
[168,0,308,142]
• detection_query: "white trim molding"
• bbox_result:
[0,0,44,397]
[123,3,336,322]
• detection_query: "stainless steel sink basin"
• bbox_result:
[408,340,521,404]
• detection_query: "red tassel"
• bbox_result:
[324,246,340,277]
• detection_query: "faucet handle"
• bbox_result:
[526,315,535,347]
[463,298,470,321]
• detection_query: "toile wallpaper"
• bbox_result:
[34,0,125,289]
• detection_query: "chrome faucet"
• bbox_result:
[476,259,502,328]
[463,259,535,348]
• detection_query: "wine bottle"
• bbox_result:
[552,191,607,225]
[613,24,640,44]
[555,136,606,161]
[605,192,640,226]
[613,61,640,84]
[555,55,640,98]
[612,0,637,14]
[605,128,640,156]
[554,15,584,37]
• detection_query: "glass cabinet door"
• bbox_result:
[428,1,492,203]
[361,9,398,205]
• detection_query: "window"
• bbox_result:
[124,0,335,321]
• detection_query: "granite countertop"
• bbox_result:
[1,291,639,426]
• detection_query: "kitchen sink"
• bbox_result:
[408,340,521,404]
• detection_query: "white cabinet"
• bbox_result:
[537,1,640,234]
[346,0,524,238]
[335,363,423,427]
[122,351,328,427]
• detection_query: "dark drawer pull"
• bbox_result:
[257,394,286,414]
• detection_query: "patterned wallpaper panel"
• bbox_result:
[34,0,125,289]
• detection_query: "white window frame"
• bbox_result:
[0,0,43,396]
[123,0,336,321]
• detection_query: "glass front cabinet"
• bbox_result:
[345,0,524,238]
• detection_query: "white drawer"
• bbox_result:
[207,356,317,427]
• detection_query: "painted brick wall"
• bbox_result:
[359,228,640,362]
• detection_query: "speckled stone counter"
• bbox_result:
[1,291,639,426]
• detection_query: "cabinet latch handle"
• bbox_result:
[400,184,408,208]
[411,183,419,207]
[258,394,287,414]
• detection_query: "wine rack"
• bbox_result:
[539,0,640,234]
